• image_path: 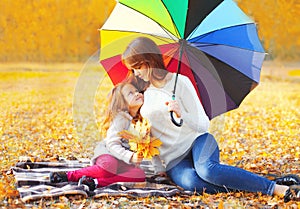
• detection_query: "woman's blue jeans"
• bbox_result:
[166,133,275,195]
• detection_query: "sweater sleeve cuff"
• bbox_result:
[123,151,134,164]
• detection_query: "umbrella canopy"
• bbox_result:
[99,0,266,119]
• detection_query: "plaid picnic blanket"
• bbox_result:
[12,158,190,202]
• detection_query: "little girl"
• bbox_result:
[50,79,164,190]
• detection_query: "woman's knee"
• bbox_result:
[193,134,219,165]
[192,133,220,180]
[193,133,218,152]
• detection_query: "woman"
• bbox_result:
[121,37,300,202]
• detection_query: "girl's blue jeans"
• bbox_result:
[166,133,275,195]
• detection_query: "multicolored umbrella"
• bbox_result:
[99,0,265,120]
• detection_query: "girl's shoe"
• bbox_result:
[50,171,68,183]
[284,185,300,202]
[275,174,300,186]
[78,176,97,191]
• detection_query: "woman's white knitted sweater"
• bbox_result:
[140,74,210,167]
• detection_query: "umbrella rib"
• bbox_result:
[189,21,255,41]
[118,2,178,42]
[188,23,260,47]
[193,42,266,53]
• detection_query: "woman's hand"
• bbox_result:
[130,152,143,164]
[166,100,181,118]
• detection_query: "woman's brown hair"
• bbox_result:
[122,37,168,88]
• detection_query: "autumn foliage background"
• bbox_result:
[0,0,300,62]
[0,0,300,208]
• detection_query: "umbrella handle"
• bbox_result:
[170,111,183,127]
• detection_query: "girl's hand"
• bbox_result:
[166,100,181,118]
[130,152,143,164]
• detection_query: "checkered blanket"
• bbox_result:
[12,158,190,202]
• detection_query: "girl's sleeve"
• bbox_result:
[104,114,134,164]
[178,76,210,133]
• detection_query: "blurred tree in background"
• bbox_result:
[0,0,115,62]
[0,0,299,62]
[237,0,300,60]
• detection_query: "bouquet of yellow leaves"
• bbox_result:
[119,119,162,159]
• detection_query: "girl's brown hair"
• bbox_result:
[100,75,143,137]
[122,37,168,88]
[100,82,128,137]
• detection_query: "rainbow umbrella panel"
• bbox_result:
[99,0,266,119]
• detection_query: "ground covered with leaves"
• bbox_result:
[0,62,299,208]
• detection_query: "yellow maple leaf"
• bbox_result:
[118,119,162,159]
